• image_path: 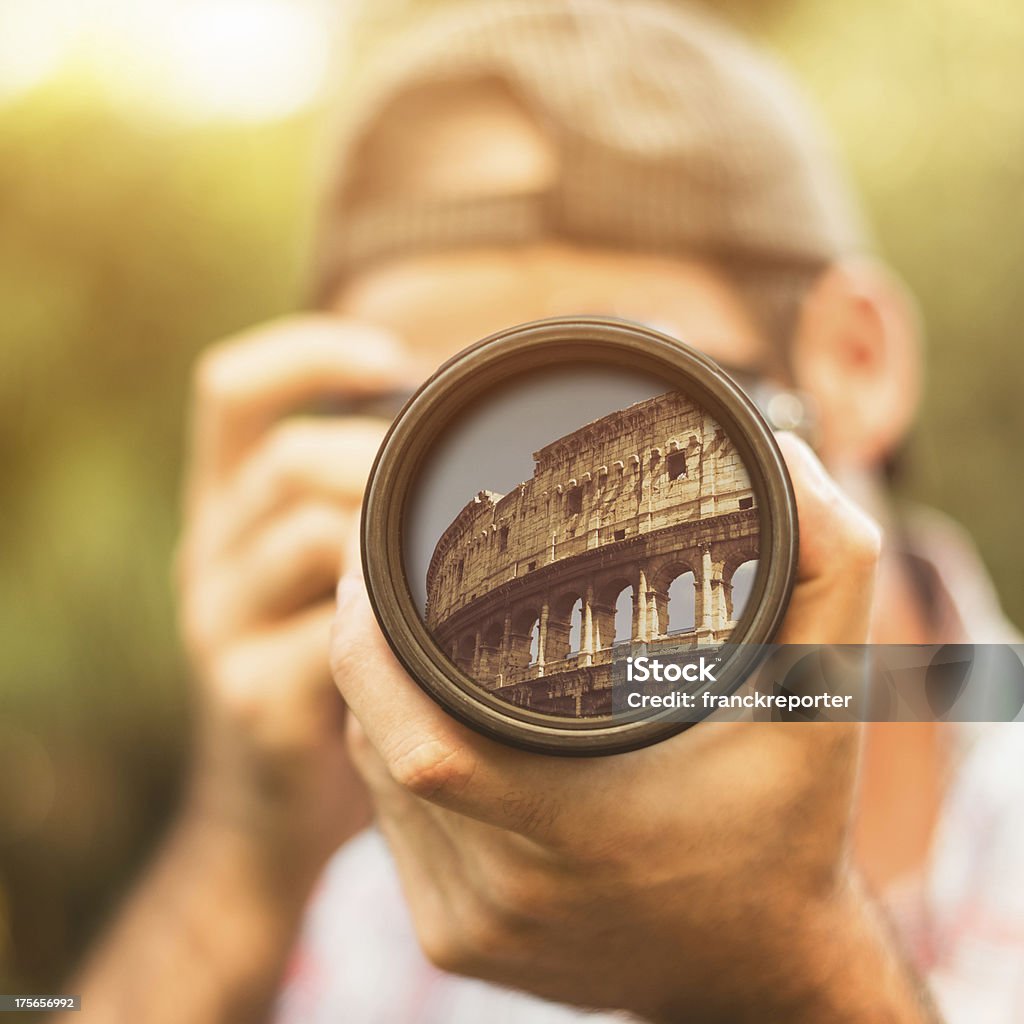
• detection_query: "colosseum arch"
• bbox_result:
[649,560,699,640]
[726,558,759,622]
[507,606,541,676]
[718,539,761,624]
[546,590,586,666]
[593,575,634,652]
[667,571,697,635]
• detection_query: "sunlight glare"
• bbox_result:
[0,3,82,102]
[0,0,334,121]
[158,0,332,122]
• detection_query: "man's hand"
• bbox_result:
[177,314,422,887]
[331,436,933,1022]
[64,316,422,1024]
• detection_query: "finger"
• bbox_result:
[347,712,516,863]
[774,433,882,644]
[191,503,351,646]
[196,417,385,563]
[187,315,424,500]
[208,598,342,753]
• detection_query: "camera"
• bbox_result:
[361,316,798,755]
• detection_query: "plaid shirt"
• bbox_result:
[916,725,1024,1020]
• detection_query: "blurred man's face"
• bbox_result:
[332,241,772,373]
[328,80,775,377]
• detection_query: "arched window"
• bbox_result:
[568,597,583,653]
[613,585,634,645]
[529,619,540,664]
[667,571,696,633]
[730,560,758,621]
[547,592,585,662]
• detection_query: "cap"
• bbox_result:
[310,0,868,329]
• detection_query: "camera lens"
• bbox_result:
[362,317,798,755]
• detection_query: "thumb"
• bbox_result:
[774,433,882,644]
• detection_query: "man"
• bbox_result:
[66,2,1021,1022]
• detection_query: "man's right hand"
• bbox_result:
[175,314,421,892]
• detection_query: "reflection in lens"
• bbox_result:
[406,366,760,719]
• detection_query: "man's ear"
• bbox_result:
[791,259,922,469]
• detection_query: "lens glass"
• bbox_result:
[402,362,762,720]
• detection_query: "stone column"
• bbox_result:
[710,573,728,631]
[634,568,649,643]
[582,584,595,666]
[592,602,615,652]
[499,611,512,684]
[697,544,714,636]
[647,588,668,639]
[537,600,550,677]
[471,628,482,675]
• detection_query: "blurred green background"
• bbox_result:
[1,0,1022,996]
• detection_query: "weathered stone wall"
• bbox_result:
[426,390,754,629]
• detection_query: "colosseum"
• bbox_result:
[425,390,760,717]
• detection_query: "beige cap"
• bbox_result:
[310,0,868,337]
